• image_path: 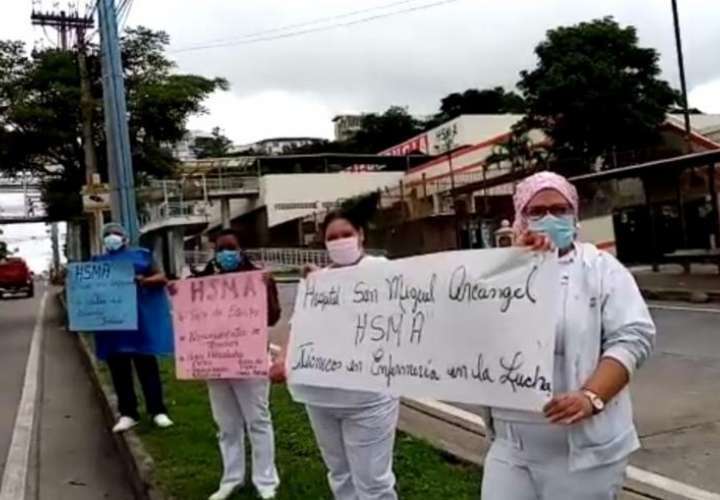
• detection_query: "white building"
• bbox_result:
[234,137,326,156]
[172,130,214,161]
[332,115,362,142]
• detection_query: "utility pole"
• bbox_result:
[31,6,94,262]
[77,27,104,254]
[98,0,140,243]
[31,8,92,50]
[671,0,692,153]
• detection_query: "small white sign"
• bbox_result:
[288,249,559,412]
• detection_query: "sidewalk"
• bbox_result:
[632,264,720,303]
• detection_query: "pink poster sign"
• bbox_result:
[170,271,268,380]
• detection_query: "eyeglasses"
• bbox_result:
[524,204,573,220]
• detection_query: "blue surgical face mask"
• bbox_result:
[216,250,243,272]
[103,234,125,252]
[529,214,576,250]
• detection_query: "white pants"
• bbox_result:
[482,420,627,500]
[306,399,399,500]
[207,379,279,492]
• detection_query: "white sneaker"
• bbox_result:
[153,414,174,428]
[257,486,277,499]
[112,416,138,433]
[208,483,240,500]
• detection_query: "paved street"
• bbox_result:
[0,287,134,499]
[276,283,720,497]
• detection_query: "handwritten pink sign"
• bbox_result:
[170,271,268,380]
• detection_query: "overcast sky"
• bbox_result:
[2,0,719,146]
[1,0,719,266]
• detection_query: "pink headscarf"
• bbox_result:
[512,171,579,234]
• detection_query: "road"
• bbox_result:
[275,283,720,497]
[0,286,135,499]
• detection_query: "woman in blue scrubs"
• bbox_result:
[93,223,175,433]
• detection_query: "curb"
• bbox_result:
[56,292,166,500]
[399,399,674,500]
[639,287,720,304]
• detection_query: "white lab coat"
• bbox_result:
[481,243,656,499]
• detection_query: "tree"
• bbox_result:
[191,127,233,159]
[350,106,425,153]
[0,27,227,220]
[518,17,678,175]
[429,87,525,127]
[284,106,424,155]
[485,129,549,177]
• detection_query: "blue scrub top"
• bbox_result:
[91,247,175,360]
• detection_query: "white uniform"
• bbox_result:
[207,378,279,494]
[481,244,655,499]
[289,256,400,500]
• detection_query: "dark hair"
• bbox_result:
[322,192,379,234]
[214,228,241,243]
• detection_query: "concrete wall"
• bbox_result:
[261,172,403,227]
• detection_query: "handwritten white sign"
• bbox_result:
[287,249,559,412]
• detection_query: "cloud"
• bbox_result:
[689,79,720,113]
[3,0,720,142]
[187,90,335,144]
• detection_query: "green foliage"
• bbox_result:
[190,126,233,159]
[286,106,424,156]
[132,359,481,500]
[485,129,549,176]
[518,17,678,175]
[428,87,525,127]
[0,27,227,219]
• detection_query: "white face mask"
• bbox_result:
[326,237,362,266]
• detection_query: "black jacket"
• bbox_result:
[196,256,281,327]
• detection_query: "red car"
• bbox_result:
[0,257,35,298]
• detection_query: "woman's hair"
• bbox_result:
[214,228,241,243]
[322,192,379,234]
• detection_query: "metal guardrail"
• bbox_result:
[140,201,209,227]
[185,247,386,270]
[142,176,259,199]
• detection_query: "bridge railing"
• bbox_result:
[140,201,210,227]
[185,247,386,271]
[141,176,260,200]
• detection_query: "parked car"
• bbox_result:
[0,257,34,298]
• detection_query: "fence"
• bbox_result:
[140,201,209,227]
[185,247,386,271]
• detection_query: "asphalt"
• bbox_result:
[276,283,720,498]
[0,286,135,499]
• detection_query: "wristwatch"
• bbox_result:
[582,390,605,414]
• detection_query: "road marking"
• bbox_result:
[649,303,720,314]
[626,467,720,500]
[0,292,48,500]
[403,398,720,500]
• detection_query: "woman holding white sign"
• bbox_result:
[274,197,400,500]
[480,172,656,500]
[200,229,282,500]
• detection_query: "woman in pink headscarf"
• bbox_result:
[480,172,657,500]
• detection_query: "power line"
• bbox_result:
[172,0,463,54]
[181,0,423,48]
[116,0,133,30]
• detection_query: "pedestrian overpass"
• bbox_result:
[0,174,47,224]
